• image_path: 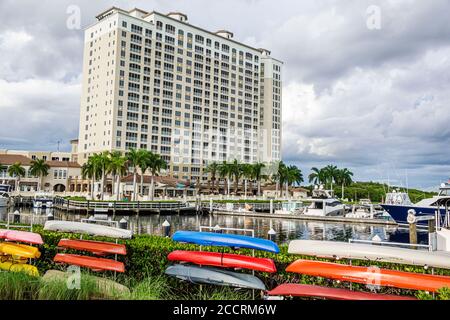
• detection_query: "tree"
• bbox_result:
[29,159,50,192]
[229,159,242,195]
[241,164,253,197]
[7,162,26,193]
[285,165,303,196]
[108,151,128,200]
[126,148,143,201]
[308,167,325,185]
[91,151,111,200]
[252,162,266,197]
[81,160,98,199]
[137,150,152,197]
[276,161,288,197]
[147,152,167,200]
[218,161,232,195]
[335,168,354,199]
[205,161,219,194]
[323,165,339,191]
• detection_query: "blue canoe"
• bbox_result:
[172,231,280,253]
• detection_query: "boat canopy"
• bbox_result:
[385,192,412,205]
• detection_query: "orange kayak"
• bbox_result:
[268,283,417,300]
[58,239,127,256]
[54,254,125,273]
[286,259,450,292]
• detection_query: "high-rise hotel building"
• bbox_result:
[78,7,282,182]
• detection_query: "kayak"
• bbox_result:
[44,221,132,239]
[288,240,450,269]
[58,239,127,256]
[168,250,277,273]
[0,229,43,245]
[0,261,39,277]
[172,231,279,253]
[286,259,450,293]
[165,264,267,290]
[54,254,125,273]
[267,283,417,300]
[0,242,41,259]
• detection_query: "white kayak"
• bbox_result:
[44,220,132,239]
[288,240,450,270]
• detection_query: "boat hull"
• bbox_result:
[381,204,446,225]
[57,239,127,256]
[0,229,44,245]
[0,243,41,259]
[0,261,39,276]
[288,240,450,269]
[172,231,279,253]
[44,221,132,239]
[168,250,277,273]
[165,264,266,290]
[267,283,416,300]
[286,259,450,292]
[54,253,125,273]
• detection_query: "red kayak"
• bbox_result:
[54,254,125,273]
[0,229,43,245]
[268,283,417,300]
[286,259,450,293]
[167,250,277,273]
[58,239,127,256]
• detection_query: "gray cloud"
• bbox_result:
[0,0,449,188]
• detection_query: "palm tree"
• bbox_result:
[29,159,50,192]
[137,150,152,197]
[308,167,325,185]
[126,148,143,201]
[218,161,232,195]
[7,162,26,193]
[81,161,97,199]
[205,161,219,194]
[336,168,354,199]
[148,152,167,200]
[108,151,128,200]
[252,162,266,197]
[275,161,288,197]
[285,165,304,196]
[93,151,111,200]
[323,165,339,191]
[241,164,253,197]
[228,159,242,195]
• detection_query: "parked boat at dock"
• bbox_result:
[44,220,133,239]
[381,183,450,224]
[302,188,345,217]
[33,192,54,209]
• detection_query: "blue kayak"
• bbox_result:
[172,231,280,253]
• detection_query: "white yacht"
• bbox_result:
[0,184,11,207]
[275,202,304,215]
[302,187,345,217]
[33,192,54,208]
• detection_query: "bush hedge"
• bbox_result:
[28,226,450,300]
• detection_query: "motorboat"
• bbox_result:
[380,183,450,224]
[345,199,386,219]
[33,192,54,208]
[302,187,345,217]
[0,192,9,207]
[274,201,304,215]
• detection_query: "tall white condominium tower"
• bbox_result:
[78,7,283,182]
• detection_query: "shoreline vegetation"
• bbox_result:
[1,225,448,300]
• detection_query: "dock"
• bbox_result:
[212,210,398,226]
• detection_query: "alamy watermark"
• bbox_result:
[66,265,81,290]
[366,5,382,30]
[66,5,81,30]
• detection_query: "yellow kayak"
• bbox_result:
[0,242,41,259]
[0,261,39,277]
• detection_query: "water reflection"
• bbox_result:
[0,207,428,244]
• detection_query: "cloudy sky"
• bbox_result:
[0,0,449,189]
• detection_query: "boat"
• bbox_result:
[288,240,450,269]
[172,231,280,253]
[57,239,127,256]
[44,220,132,239]
[286,259,450,292]
[274,202,304,215]
[33,192,54,208]
[302,186,345,217]
[0,261,39,276]
[380,184,450,224]
[345,199,386,219]
[0,191,9,207]
[0,229,44,245]
[168,250,277,273]
[165,264,266,290]
[0,243,41,259]
[53,253,125,273]
[267,283,417,300]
